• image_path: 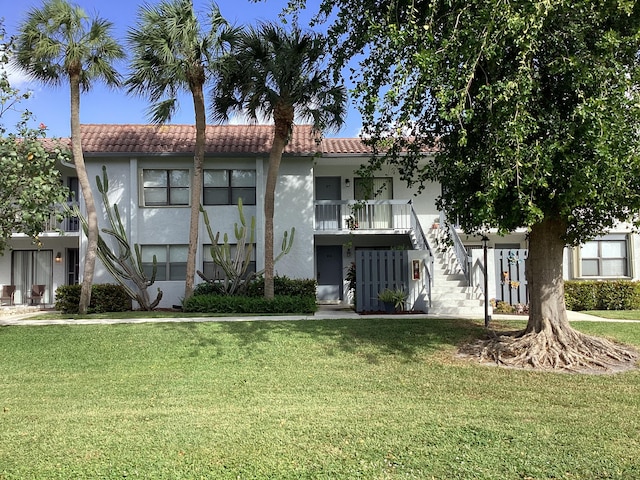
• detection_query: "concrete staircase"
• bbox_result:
[424,227,486,317]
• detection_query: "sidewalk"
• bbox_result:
[1,305,639,326]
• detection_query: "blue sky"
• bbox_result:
[2,0,362,138]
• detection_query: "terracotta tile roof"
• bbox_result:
[53,124,434,156]
[321,137,372,154]
[78,124,323,155]
[321,137,438,154]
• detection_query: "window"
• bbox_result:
[580,235,628,277]
[204,169,256,205]
[141,245,188,281]
[202,243,256,281]
[142,169,189,206]
[354,177,393,200]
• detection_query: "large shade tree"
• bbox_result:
[126,0,235,301]
[295,0,640,371]
[15,0,124,314]
[211,22,346,298]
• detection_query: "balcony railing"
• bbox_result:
[42,202,80,233]
[314,200,419,232]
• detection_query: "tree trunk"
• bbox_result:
[525,216,571,334]
[264,117,289,299]
[460,215,637,372]
[184,82,206,301]
[70,73,97,315]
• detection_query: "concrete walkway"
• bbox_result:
[1,304,639,326]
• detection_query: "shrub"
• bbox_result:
[491,299,515,314]
[199,275,317,299]
[55,284,132,314]
[192,282,226,297]
[90,284,132,313]
[564,280,640,311]
[183,294,317,314]
[564,281,598,311]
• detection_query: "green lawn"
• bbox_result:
[1,318,639,479]
[584,310,640,320]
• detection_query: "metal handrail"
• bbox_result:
[444,218,471,285]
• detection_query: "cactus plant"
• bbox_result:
[198,198,295,295]
[71,166,162,310]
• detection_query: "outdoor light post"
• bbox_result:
[482,235,491,328]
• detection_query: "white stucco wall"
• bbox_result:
[79,154,315,309]
[271,157,315,280]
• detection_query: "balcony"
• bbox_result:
[314,200,429,250]
[42,202,80,233]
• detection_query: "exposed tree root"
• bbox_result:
[459,323,638,374]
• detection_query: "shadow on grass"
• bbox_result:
[162,317,487,363]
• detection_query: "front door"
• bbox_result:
[315,177,342,230]
[316,245,343,301]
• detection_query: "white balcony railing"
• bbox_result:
[314,200,417,232]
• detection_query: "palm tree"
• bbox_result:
[15,0,124,314]
[126,0,235,301]
[212,23,347,299]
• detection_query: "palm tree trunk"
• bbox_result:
[184,82,206,300]
[70,73,98,314]
[264,128,287,299]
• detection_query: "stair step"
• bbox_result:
[429,306,485,316]
[423,224,487,317]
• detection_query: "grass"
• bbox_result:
[584,310,640,320]
[0,317,639,479]
[24,310,300,321]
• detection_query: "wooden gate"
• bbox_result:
[495,249,528,306]
[355,250,408,312]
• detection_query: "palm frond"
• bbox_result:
[210,21,346,133]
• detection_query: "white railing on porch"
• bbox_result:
[314,199,420,232]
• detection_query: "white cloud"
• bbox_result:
[6,66,33,89]
[227,111,273,125]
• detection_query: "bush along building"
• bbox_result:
[1,124,639,314]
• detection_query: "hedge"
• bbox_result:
[564,280,640,311]
[55,284,132,314]
[183,294,317,314]
[194,275,317,299]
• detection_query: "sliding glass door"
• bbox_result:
[12,250,53,305]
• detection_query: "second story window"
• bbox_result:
[204,169,256,205]
[142,169,189,206]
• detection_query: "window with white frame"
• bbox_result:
[142,169,190,206]
[579,235,629,277]
[141,245,188,281]
[203,169,256,205]
[202,243,256,280]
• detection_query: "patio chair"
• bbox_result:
[1,285,16,306]
[29,284,46,306]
